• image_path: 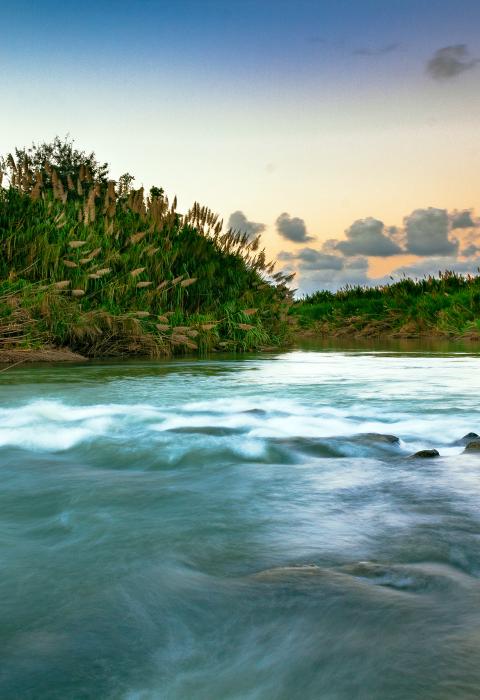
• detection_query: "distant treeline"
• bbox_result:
[292,272,480,339]
[0,138,293,358]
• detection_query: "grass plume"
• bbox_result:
[0,137,292,357]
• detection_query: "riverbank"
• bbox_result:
[293,321,480,342]
[292,271,480,340]
[2,310,480,365]
[0,347,87,365]
[2,331,479,367]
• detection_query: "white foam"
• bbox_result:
[0,425,91,451]
[0,383,477,454]
[0,400,161,451]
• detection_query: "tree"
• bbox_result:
[13,135,109,183]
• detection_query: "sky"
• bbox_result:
[1,0,480,293]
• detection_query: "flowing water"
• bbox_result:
[1,348,480,699]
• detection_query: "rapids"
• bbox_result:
[1,348,480,699]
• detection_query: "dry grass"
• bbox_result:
[0,347,87,364]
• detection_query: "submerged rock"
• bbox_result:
[355,433,400,445]
[409,449,440,459]
[253,564,321,581]
[360,433,400,444]
[464,440,480,453]
[274,437,341,458]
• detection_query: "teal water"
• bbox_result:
[1,349,480,699]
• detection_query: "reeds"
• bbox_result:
[0,139,293,356]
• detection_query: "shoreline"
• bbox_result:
[0,347,88,365]
[1,330,480,365]
[294,328,480,342]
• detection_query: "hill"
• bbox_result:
[0,138,293,360]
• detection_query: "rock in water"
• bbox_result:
[453,432,479,446]
[361,433,400,444]
[409,449,440,459]
[464,440,480,453]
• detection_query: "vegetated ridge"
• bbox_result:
[0,138,293,361]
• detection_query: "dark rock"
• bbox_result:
[358,433,400,444]
[453,432,479,446]
[168,426,241,436]
[464,440,480,453]
[409,449,440,459]
[275,437,341,458]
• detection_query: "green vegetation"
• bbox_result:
[292,273,480,339]
[0,138,293,358]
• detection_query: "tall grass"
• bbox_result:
[292,272,480,338]
[0,139,293,356]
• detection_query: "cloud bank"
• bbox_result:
[278,248,344,270]
[384,257,480,282]
[277,206,480,295]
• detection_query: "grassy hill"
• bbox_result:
[0,139,293,359]
[291,273,480,340]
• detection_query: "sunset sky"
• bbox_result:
[2,0,480,293]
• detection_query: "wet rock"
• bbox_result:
[464,440,480,453]
[409,449,440,459]
[453,432,479,446]
[168,426,241,436]
[275,437,341,459]
[352,433,400,445]
[361,433,400,444]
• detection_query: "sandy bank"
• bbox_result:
[0,347,88,365]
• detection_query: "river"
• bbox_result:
[1,347,480,699]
